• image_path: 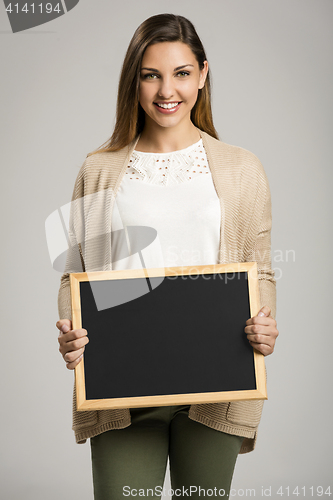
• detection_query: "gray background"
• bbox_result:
[1,0,332,498]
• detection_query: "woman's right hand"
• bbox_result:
[56,319,89,370]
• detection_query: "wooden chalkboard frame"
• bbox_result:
[70,262,267,411]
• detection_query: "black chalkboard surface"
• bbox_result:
[70,263,267,411]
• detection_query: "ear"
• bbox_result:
[198,60,209,90]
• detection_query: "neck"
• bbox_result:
[135,121,201,153]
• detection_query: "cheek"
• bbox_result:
[180,80,200,99]
[183,83,199,105]
[139,84,154,105]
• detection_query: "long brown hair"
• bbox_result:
[88,13,219,156]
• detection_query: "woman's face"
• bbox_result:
[139,41,208,131]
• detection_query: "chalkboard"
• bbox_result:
[70,262,267,411]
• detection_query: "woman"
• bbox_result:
[57,13,278,499]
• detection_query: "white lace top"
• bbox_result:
[111,139,220,271]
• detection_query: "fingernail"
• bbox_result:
[61,324,69,333]
[258,312,265,317]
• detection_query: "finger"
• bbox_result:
[245,324,279,345]
[245,316,276,327]
[257,305,271,317]
[244,323,273,335]
[63,347,85,364]
[58,328,88,346]
[249,341,274,356]
[246,332,273,347]
[59,335,89,355]
[65,354,84,371]
[56,319,72,333]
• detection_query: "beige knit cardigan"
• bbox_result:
[58,129,276,454]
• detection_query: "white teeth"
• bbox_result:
[156,102,180,109]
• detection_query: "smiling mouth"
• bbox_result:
[154,101,182,109]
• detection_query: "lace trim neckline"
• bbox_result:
[125,139,209,186]
[133,138,202,156]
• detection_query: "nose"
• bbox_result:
[157,77,174,99]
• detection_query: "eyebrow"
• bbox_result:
[140,64,194,72]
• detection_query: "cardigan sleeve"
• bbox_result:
[57,162,87,321]
[245,169,276,320]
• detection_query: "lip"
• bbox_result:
[153,101,182,114]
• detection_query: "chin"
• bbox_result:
[148,108,190,129]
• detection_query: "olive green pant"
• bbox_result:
[90,405,244,499]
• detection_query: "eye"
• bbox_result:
[176,71,190,77]
[142,73,159,80]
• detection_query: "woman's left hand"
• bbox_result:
[244,305,279,356]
